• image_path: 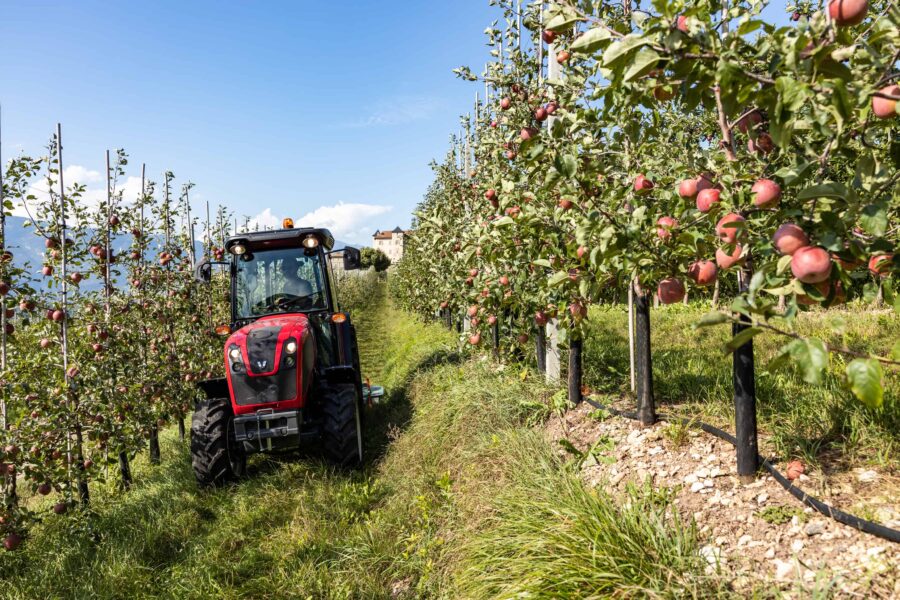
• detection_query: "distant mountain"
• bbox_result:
[1,215,356,291]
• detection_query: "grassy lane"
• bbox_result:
[0,283,718,598]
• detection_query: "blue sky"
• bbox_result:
[0,0,496,244]
[1,2,792,245]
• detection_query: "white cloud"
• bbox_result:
[341,95,444,128]
[246,203,394,245]
[11,165,146,219]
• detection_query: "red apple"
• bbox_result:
[517,334,529,344]
[506,150,517,160]
[569,301,587,320]
[748,132,775,155]
[3,533,20,551]
[542,29,557,44]
[534,107,548,122]
[546,102,558,115]
[485,189,497,202]
[735,110,763,134]
[828,0,868,26]
[716,245,745,269]
[42,265,53,277]
[633,174,654,195]
[715,213,745,244]
[51,309,64,322]
[791,246,833,283]
[678,178,699,199]
[688,260,718,286]
[576,246,588,259]
[37,482,52,496]
[558,198,573,210]
[520,127,538,141]
[872,84,899,119]
[656,216,677,240]
[53,502,67,514]
[499,276,510,286]
[676,15,689,33]
[556,50,571,64]
[657,278,685,304]
[500,97,511,110]
[534,311,548,326]
[468,333,481,346]
[39,338,52,349]
[696,188,720,213]
[786,459,805,480]
[773,223,809,255]
[868,253,893,277]
[751,179,781,208]
[70,272,83,284]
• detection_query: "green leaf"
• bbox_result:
[623,48,661,82]
[859,203,888,237]
[554,154,578,178]
[545,12,582,33]
[548,271,569,286]
[725,327,763,353]
[493,216,515,226]
[791,338,829,384]
[890,340,900,361]
[532,259,552,268]
[776,254,793,276]
[845,359,883,409]
[602,35,647,68]
[694,312,729,328]
[571,27,611,54]
[797,182,852,202]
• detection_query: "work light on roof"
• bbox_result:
[302,235,319,249]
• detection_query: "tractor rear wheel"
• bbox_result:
[190,398,246,487]
[321,384,363,467]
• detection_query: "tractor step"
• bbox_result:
[363,384,385,404]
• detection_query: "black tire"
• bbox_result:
[190,398,246,487]
[321,383,363,467]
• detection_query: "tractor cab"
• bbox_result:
[190,223,382,487]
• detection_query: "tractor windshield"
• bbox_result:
[234,248,328,319]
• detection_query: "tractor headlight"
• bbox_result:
[301,235,319,249]
[231,243,247,255]
[285,340,297,354]
[229,347,242,361]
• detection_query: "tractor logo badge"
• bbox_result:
[257,360,267,370]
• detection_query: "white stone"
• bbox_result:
[756,493,769,505]
[695,467,710,479]
[764,547,775,559]
[690,481,705,493]
[737,534,752,547]
[684,473,699,485]
[791,539,804,553]
[804,521,825,536]
[773,558,796,580]
[856,469,877,483]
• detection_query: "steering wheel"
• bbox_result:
[254,293,312,313]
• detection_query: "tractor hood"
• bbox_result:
[225,314,317,415]
[227,314,310,376]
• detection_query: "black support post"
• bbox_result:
[118,451,132,490]
[568,338,583,405]
[535,325,546,373]
[149,425,161,465]
[634,288,656,426]
[732,273,759,480]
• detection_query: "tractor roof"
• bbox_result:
[225,227,335,252]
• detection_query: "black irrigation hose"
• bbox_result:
[583,396,900,544]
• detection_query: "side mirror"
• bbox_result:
[343,247,361,271]
[194,257,212,283]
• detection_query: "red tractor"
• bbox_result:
[191,224,382,486]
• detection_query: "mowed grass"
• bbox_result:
[0,283,719,598]
[582,301,900,471]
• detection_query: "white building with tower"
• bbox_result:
[372,227,409,263]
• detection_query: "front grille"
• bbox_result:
[247,326,280,374]
[231,369,297,406]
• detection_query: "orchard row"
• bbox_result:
[395,0,899,409]
[0,131,232,550]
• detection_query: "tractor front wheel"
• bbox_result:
[321,384,363,467]
[190,398,246,487]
